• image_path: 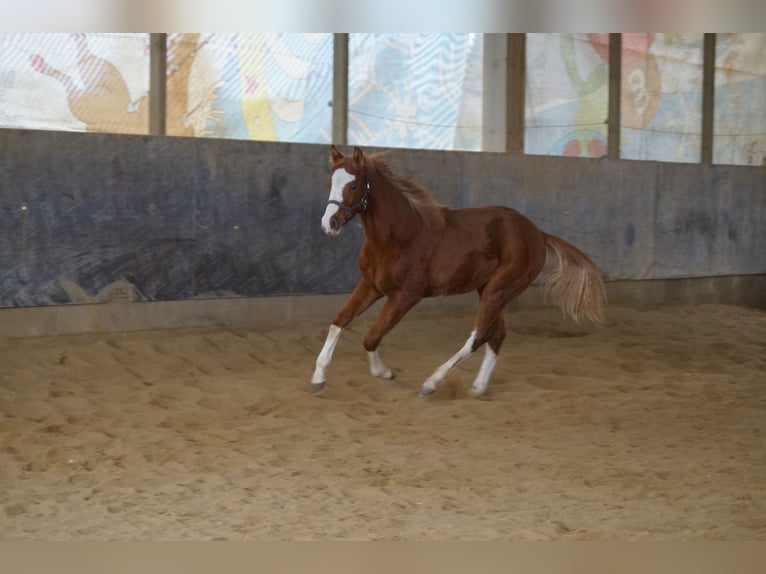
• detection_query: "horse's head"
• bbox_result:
[321,145,370,236]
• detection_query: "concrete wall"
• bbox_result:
[1,128,764,310]
[2,276,764,339]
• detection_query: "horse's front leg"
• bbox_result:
[361,291,421,382]
[311,280,382,394]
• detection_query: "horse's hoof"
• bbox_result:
[311,382,326,395]
[418,387,434,398]
[470,387,486,397]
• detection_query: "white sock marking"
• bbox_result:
[368,350,393,379]
[311,324,342,385]
[321,168,355,235]
[421,330,477,393]
[472,346,498,396]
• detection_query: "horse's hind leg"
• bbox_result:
[418,330,479,397]
[470,315,505,396]
[419,270,531,398]
[418,315,504,398]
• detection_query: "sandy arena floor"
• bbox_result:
[0,303,764,540]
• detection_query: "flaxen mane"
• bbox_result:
[366,153,448,229]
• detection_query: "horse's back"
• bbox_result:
[445,205,545,249]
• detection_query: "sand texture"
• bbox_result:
[0,303,764,540]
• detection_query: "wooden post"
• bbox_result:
[332,33,349,146]
[149,33,167,136]
[701,33,717,164]
[482,34,507,152]
[608,33,622,159]
[506,33,526,155]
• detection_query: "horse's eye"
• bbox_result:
[350,182,357,189]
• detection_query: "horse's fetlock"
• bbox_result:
[362,332,381,352]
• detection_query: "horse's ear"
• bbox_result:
[329,145,343,165]
[352,146,365,164]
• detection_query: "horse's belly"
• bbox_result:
[424,252,498,297]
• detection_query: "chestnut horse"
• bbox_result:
[311,146,606,398]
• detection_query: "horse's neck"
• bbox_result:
[362,176,419,245]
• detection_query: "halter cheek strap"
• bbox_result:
[327,171,371,222]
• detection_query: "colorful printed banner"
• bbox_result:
[347,33,482,151]
[0,33,763,164]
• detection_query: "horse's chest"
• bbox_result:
[358,248,417,292]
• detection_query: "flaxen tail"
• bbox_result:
[538,232,607,325]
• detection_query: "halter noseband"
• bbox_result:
[327,170,371,223]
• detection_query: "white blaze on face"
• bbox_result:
[321,168,355,236]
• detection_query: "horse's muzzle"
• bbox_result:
[324,210,348,236]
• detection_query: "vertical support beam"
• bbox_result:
[506,33,526,155]
[607,33,622,159]
[701,33,717,164]
[149,33,167,136]
[482,34,507,152]
[332,33,349,146]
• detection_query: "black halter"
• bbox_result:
[327,170,371,222]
